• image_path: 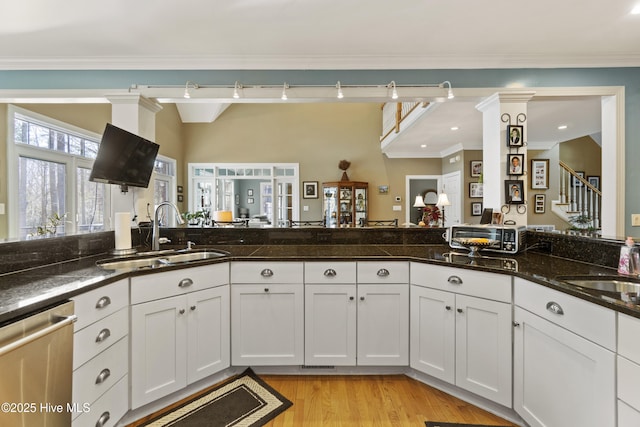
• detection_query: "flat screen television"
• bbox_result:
[89,123,160,192]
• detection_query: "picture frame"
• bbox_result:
[378,185,389,194]
[573,171,585,187]
[247,189,254,196]
[303,181,318,199]
[531,159,549,189]
[247,197,254,204]
[505,180,525,204]
[469,182,483,198]
[471,202,483,216]
[535,194,545,214]
[470,160,483,178]
[507,124,524,147]
[177,185,183,194]
[507,153,524,176]
[587,175,600,190]
[177,194,183,202]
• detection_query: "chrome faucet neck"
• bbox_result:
[152,201,184,251]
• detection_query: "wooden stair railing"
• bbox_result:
[558,161,602,229]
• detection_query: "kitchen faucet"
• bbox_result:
[152,202,185,251]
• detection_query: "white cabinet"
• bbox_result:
[71,279,129,427]
[618,313,640,426]
[130,264,230,409]
[231,262,304,365]
[410,263,512,406]
[513,278,615,427]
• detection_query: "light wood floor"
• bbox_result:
[260,374,517,427]
[128,374,518,427]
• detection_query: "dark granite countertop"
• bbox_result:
[1,243,637,326]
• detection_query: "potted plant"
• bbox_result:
[182,211,205,226]
[420,206,441,227]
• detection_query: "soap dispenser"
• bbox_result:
[618,237,640,275]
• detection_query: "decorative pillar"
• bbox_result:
[476,92,535,226]
[106,94,163,226]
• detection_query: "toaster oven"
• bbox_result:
[448,224,526,255]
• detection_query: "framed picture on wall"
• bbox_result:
[303,181,318,198]
[531,159,549,189]
[469,182,483,198]
[471,202,483,216]
[507,153,524,176]
[507,125,524,147]
[470,160,483,178]
[588,175,600,189]
[505,180,525,204]
[573,171,585,187]
[535,194,545,213]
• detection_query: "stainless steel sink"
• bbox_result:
[560,277,640,293]
[97,249,228,270]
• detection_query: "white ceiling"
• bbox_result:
[1,0,630,156]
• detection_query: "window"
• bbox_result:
[7,106,108,238]
[152,156,177,226]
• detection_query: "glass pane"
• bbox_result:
[84,140,99,159]
[77,167,105,232]
[19,157,66,238]
[30,123,51,148]
[14,119,29,144]
[69,136,82,155]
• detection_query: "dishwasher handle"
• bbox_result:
[0,314,77,357]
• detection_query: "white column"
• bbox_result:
[106,94,163,227]
[476,92,534,226]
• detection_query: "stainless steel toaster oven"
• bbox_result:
[448,224,526,255]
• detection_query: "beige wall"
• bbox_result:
[183,103,441,222]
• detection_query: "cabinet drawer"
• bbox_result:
[305,262,356,283]
[357,261,408,283]
[73,337,128,411]
[619,313,640,363]
[131,263,228,304]
[73,307,128,369]
[411,262,511,303]
[72,374,128,427]
[514,278,615,351]
[618,355,640,411]
[72,279,128,331]
[231,262,303,284]
[619,400,640,427]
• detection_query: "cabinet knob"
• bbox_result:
[377,268,390,277]
[190,305,196,311]
[324,268,337,277]
[457,308,463,314]
[95,411,111,427]
[95,296,111,309]
[95,328,111,343]
[447,275,463,285]
[95,368,111,385]
[445,305,452,310]
[349,296,355,301]
[264,288,270,293]
[178,278,193,288]
[546,301,564,315]
[261,268,274,277]
[179,308,186,315]
[513,321,521,327]
[360,296,365,301]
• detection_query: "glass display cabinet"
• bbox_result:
[323,181,368,227]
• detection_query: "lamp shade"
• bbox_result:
[413,195,426,207]
[436,193,451,207]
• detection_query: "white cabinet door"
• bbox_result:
[305,284,357,366]
[187,286,230,384]
[514,307,615,427]
[231,283,304,365]
[410,285,455,383]
[357,284,409,366]
[455,294,512,407]
[131,295,188,409]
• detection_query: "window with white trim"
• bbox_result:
[7,106,109,238]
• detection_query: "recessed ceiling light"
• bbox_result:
[420,144,427,148]
[558,125,568,130]
[631,4,640,14]
[450,126,459,131]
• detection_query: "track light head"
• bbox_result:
[336,81,344,99]
[388,81,398,100]
[441,81,454,99]
[184,81,198,99]
[233,81,242,99]
[281,82,288,100]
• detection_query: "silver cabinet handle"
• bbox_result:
[95,328,111,343]
[377,268,390,277]
[95,296,111,309]
[546,301,564,315]
[178,278,193,288]
[261,268,274,277]
[448,275,463,285]
[95,411,110,427]
[324,268,337,277]
[95,368,111,385]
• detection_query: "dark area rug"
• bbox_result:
[426,423,511,427]
[143,368,292,426]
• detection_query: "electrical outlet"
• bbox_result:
[633,214,640,226]
[393,205,402,211]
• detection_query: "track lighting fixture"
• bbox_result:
[441,81,454,99]
[233,81,242,99]
[336,81,344,99]
[281,83,288,100]
[183,81,198,99]
[388,81,398,99]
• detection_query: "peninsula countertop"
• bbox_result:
[0,244,636,326]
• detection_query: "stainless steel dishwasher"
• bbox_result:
[0,301,77,427]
